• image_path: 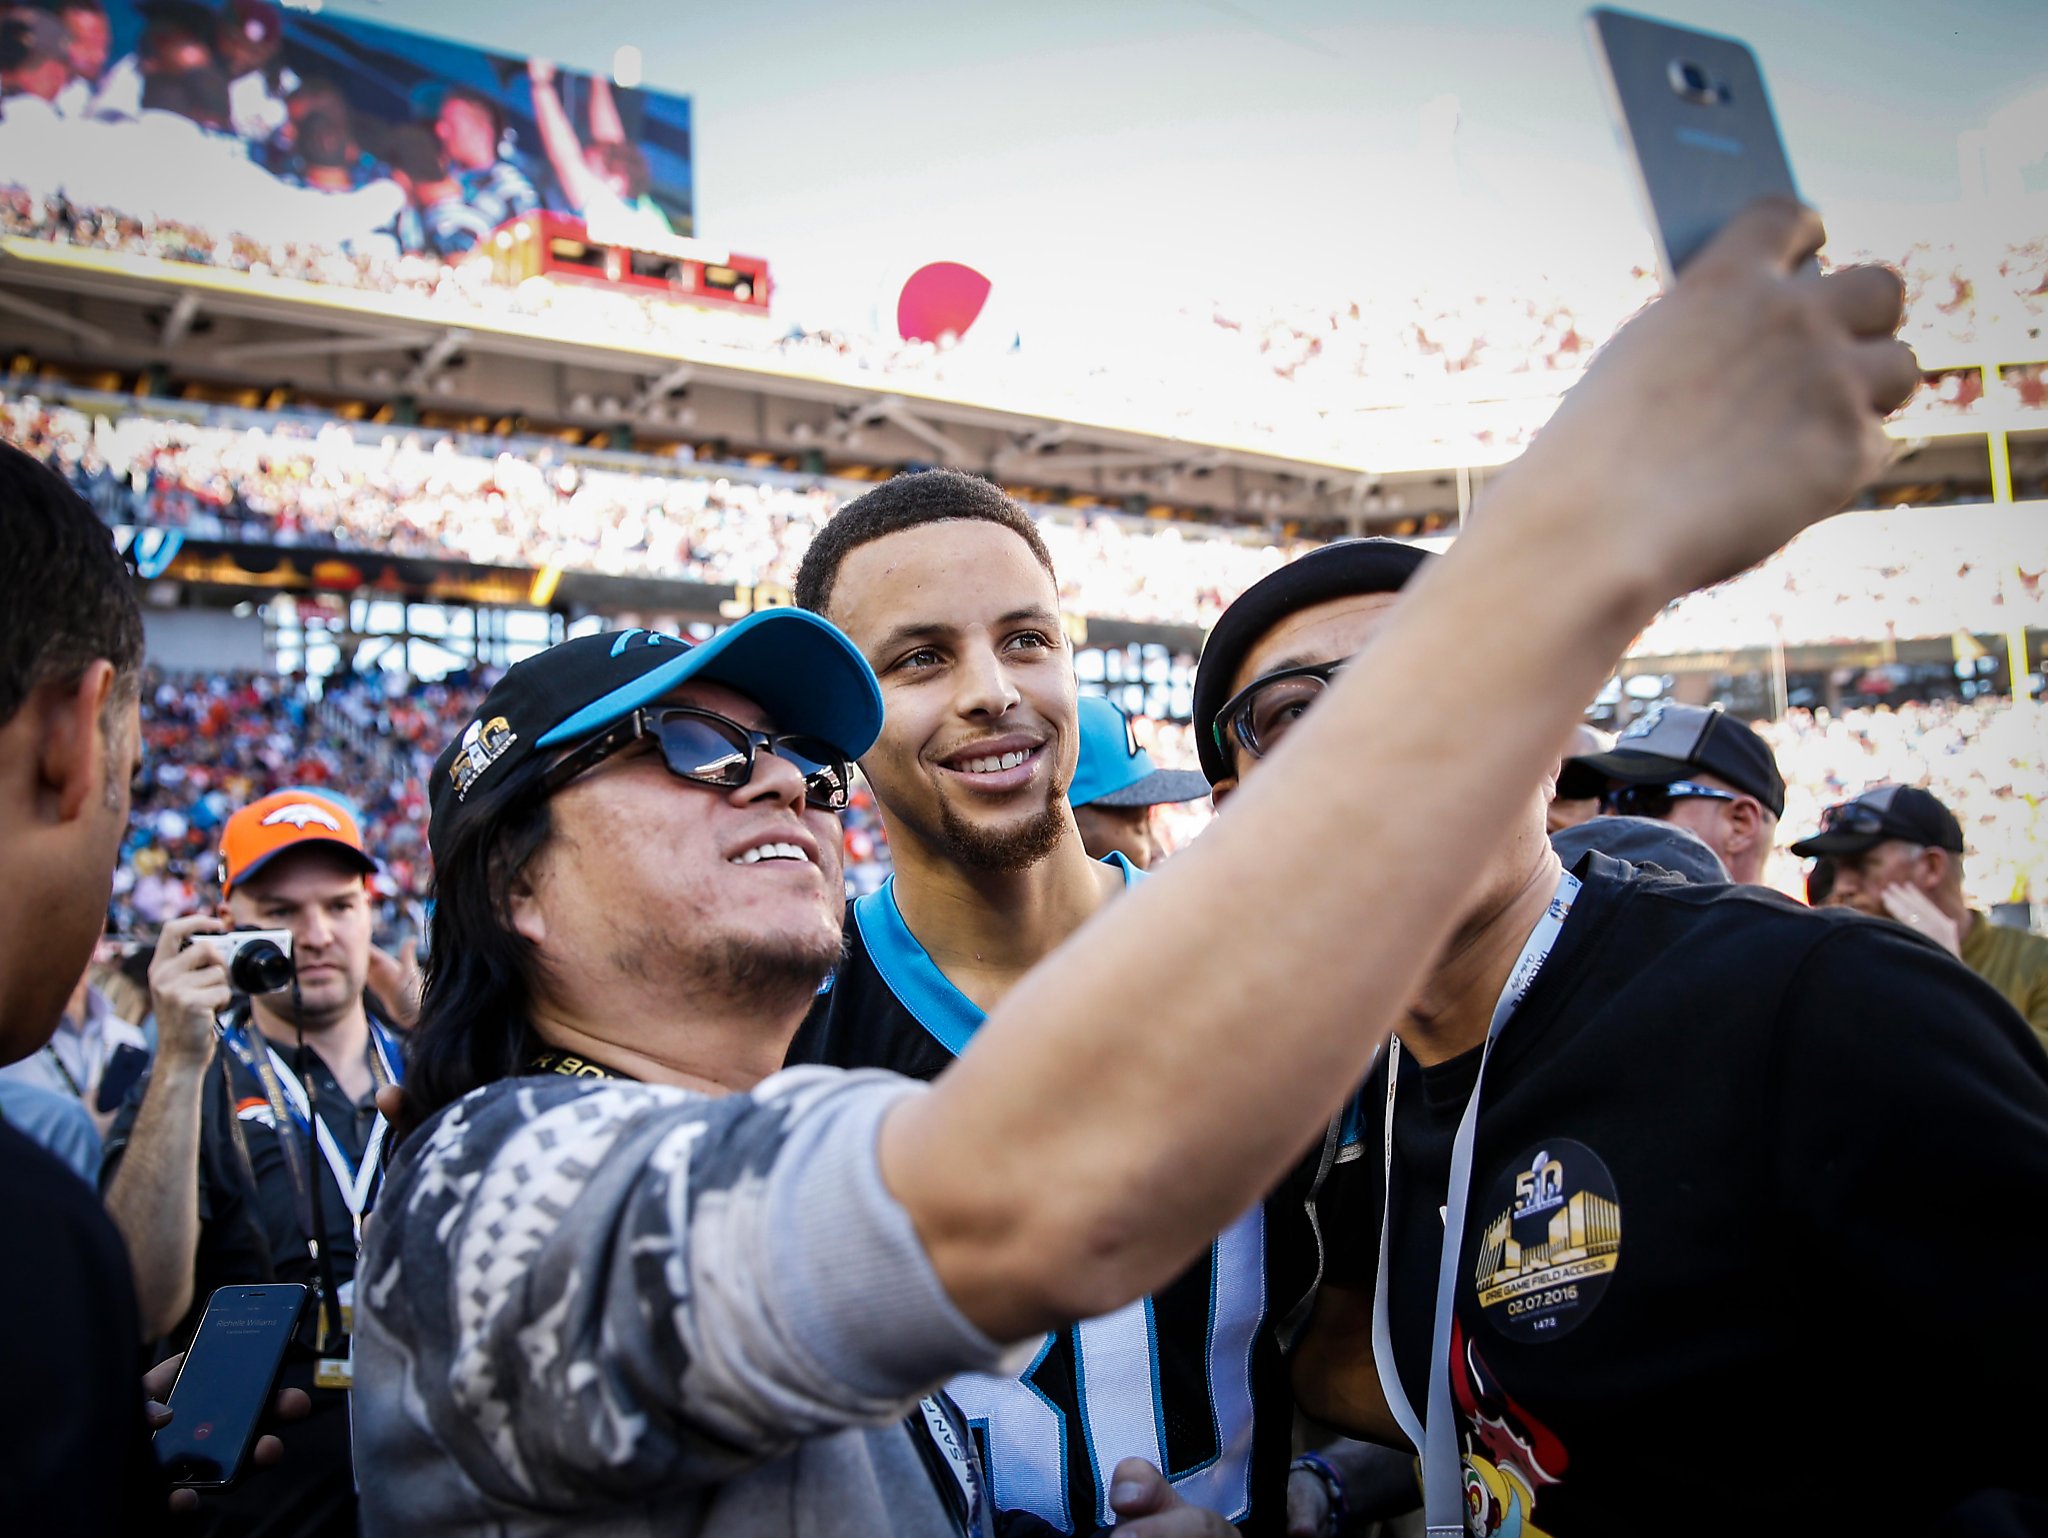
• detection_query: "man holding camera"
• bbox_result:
[104,787,398,1537]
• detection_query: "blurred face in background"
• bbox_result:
[1826,838,1938,918]
[215,19,278,80]
[1073,801,1158,871]
[435,96,498,170]
[62,5,111,81]
[139,25,209,76]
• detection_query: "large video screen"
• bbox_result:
[0,0,692,257]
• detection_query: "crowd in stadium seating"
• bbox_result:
[1756,698,2047,909]
[116,668,459,939]
[1632,502,2047,654]
[7,179,2045,467]
[5,387,1310,628]
[11,385,2046,649]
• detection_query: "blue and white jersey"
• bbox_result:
[787,861,1333,1535]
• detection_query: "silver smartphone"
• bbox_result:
[1587,8,1804,285]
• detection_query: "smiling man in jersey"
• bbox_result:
[104,786,402,1538]
[1189,538,2048,1535]
[785,468,1329,1534]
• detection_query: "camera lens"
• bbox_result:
[1667,58,1721,105]
[230,940,295,995]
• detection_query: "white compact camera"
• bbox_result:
[190,929,296,995]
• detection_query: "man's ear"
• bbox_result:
[33,661,117,825]
[1922,846,1956,892]
[1208,778,1236,810]
[1725,796,1764,855]
[507,862,546,948]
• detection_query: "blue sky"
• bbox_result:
[321,0,2045,325]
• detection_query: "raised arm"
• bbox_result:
[526,59,606,217]
[586,72,626,148]
[882,202,1919,1340]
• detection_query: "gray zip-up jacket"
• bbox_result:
[352,1068,1015,1536]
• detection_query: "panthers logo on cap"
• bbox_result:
[260,802,343,832]
[449,716,518,801]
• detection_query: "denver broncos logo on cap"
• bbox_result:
[449,716,518,801]
[261,802,343,832]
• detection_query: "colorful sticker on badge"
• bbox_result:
[1471,1138,1620,1342]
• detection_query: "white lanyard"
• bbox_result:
[260,1029,399,1226]
[1370,870,1580,1537]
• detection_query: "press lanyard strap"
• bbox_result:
[259,1027,401,1222]
[528,1047,629,1080]
[42,1042,86,1100]
[1370,870,1580,1537]
[220,1018,402,1231]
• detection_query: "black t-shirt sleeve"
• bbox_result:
[1769,920,2048,1510]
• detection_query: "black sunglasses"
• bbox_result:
[541,707,854,811]
[1602,780,1739,819]
[1818,801,1887,836]
[1212,661,1346,764]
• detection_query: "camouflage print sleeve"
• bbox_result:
[354,1065,1007,1509]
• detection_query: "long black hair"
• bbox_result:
[402,754,557,1130]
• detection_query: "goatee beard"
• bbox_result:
[935,794,1069,874]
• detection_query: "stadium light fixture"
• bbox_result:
[613,45,644,89]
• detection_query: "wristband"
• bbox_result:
[1290,1450,1347,1538]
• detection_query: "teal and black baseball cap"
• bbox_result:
[428,612,882,855]
[1069,696,1211,810]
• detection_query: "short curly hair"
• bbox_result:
[793,468,1056,616]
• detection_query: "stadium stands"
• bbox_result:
[7,185,2045,468]
[10,384,2043,648]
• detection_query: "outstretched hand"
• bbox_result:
[1504,199,1918,603]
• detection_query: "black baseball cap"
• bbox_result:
[1562,703,1786,818]
[427,612,883,857]
[1789,784,1964,859]
[1192,538,1434,785]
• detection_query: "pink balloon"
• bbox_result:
[897,261,992,344]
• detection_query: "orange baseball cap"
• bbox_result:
[217,789,378,895]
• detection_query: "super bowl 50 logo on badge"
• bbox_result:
[1471,1138,1621,1342]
